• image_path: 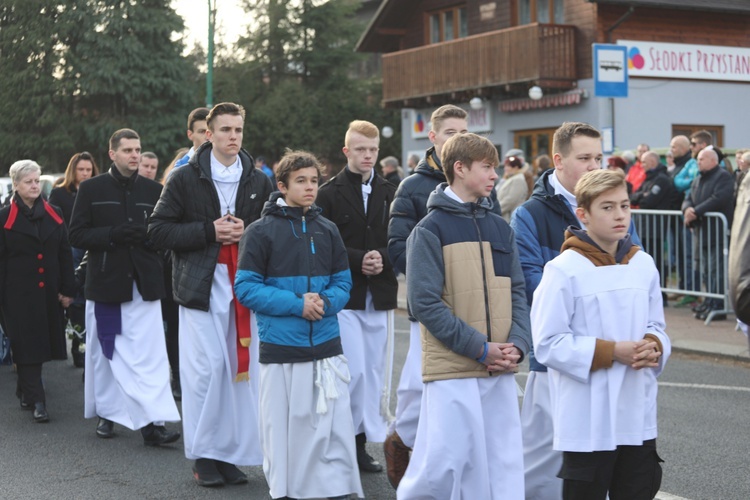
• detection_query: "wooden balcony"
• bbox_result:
[381,23,577,107]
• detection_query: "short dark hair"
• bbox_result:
[441,133,499,184]
[187,107,210,131]
[109,128,140,151]
[690,130,713,146]
[206,102,246,130]
[141,152,158,161]
[553,122,600,158]
[276,150,324,187]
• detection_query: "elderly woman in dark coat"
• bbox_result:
[0,160,76,423]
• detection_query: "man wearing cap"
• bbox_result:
[379,156,403,188]
[316,119,398,474]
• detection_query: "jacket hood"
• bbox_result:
[189,141,255,179]
[261,191,322,221]
[414,147,447,181]
[529,169,574,216]
[425,183,494,217]
[561,226,639,266]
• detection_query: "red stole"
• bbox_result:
[218,243,252,382]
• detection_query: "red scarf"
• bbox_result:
[218,243,252,381]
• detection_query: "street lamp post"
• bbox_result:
[206,0,216,108]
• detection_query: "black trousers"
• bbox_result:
[559,439,663,500]
[16,363,45,404]
[161,298,179,376]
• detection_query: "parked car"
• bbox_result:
[40,174,64,199]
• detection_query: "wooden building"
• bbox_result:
[357,0,750,160]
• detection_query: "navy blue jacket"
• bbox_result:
[234,194,352,364]
[388,147,502,277]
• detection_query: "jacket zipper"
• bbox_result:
[472,211,493,343]
[303,215,315,355]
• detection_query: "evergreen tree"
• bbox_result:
[61,0,197,167]
[0,1,77,172]
[229,0,400,167]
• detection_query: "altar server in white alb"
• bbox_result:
[69,128,180,445]
[531,169,670,500]
[316,120,398,473]
[149,102,272,487]
[234,150,363,500]
[399,133,530,500]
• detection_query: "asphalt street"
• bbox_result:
[0,311,748,499]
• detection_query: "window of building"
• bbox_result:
[427,6,468,44]
[672,124,724,147]
[517,0,564,25]
[514,127,557,160]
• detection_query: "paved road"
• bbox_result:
[1,312,748,499]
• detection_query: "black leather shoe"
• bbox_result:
[192,458,225,487]
[215,460,248,485]
[96,417,114,438]
[141,423,181,446]
[356,433,383,473]
[691,301,709,314]
[71,346,85,368]
[33,403,49,423]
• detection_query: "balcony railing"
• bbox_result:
[381,23,577,106]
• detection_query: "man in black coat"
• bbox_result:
[69,128,180,444]
[148,103,272,487]
[682,147,735,320]
[317,120,398,475]
[630,151,682,293]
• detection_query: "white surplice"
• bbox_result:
[84,284,180,430]
[338,291,392,442]
[260,356,364,500]
[179,261,262,465]
[397,374,525,500]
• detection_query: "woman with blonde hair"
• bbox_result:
[0,160,76,422]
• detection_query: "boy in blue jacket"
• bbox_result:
[234,150,362,500]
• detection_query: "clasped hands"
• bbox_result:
[214,214,245,245]
[302,292,325,321]
[361,250,383,276]
[614,339,661,369]
[480,342,522,374]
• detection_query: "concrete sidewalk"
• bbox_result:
[396,276,750,360]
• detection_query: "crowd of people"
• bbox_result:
[1,101,748,500]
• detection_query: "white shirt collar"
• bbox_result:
[210,152,242,183]
[550,170,578,210]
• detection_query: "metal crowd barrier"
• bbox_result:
[631,209,731,325]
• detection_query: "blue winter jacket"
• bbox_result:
[510,169,642,372]
[234,193,352,364]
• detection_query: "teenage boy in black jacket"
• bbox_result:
[317,120,398,474]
